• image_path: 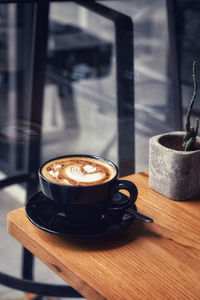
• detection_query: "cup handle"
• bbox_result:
[108,180,138,212]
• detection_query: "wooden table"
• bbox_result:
[7,171,200,300]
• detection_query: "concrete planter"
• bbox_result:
[149,131,200,201]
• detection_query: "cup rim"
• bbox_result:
[38,154,119,188]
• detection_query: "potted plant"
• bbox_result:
[149,61,200,200]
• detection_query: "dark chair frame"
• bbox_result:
[166,0,183,131]
[0,0,134,298]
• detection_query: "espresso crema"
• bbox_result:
[41,156,116,186]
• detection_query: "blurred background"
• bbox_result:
[0,0,200,299]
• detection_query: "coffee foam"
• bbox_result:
[41,156,116,186]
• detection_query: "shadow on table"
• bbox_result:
[60,220,161,251]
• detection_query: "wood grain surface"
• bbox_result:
[7,171,200,300]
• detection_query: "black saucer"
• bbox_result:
[25,192,136,239]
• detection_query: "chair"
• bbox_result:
[0,0,134,299]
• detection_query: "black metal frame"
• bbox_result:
[166,0,183,130]
[0,0,134,298]
[74,0,134,176]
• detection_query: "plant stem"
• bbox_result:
[185,61,197,132]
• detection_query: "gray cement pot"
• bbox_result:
[149,131,200,201]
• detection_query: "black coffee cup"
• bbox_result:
[38,154,138,226]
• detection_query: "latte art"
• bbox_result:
[65,164,105,183]
[41,156,116,186]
